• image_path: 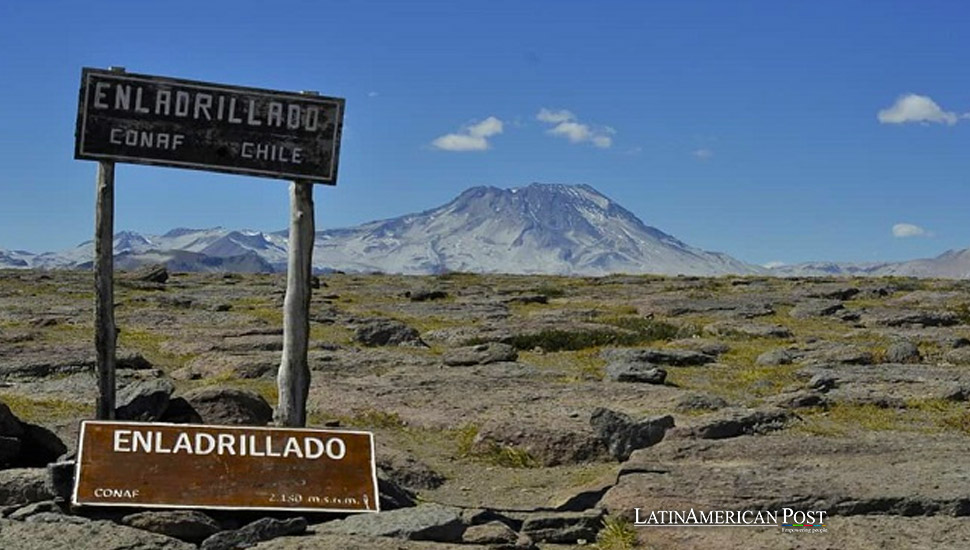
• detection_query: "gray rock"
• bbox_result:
[116,350,154,370]
[689,408,792,439]
[115,377,176,421]
[378,473,418,511]
[16,423,66,467]
[772,390,827,409]
[201,517,307,550]
[159,397,204,424]
[130,264,169,284]
[885,341,921,364]
[0,469,53,506]
[462,521,519,545]
[519,509,603,544]
[864,309,959,328]
[318,503,465,542]
[808,373,838,392]
[589,408,674,461]
[675,393,729,412]
[0,401,25,438]
[600,348,714,366]
[377,450,445,491]
[45,460,74,501]
[0,436,20,466]
[944,347,970,365]
[703,322,792,339]
[182,387,273,426]
[756,349,794,366]
[24,512,89,524]
[355,319,426,347]
[604,362,666,384]
[123,510,221,543]
[790,300,844,319]
[0,517,194,549]
[407,289,448,302]
[443,343,518,366]
[7,500,61,520]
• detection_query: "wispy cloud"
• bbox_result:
[892,223,934,238]
[692,148,713,161]
[367,91,379,98]
[536,108,614,148]
[878,94,961,125]
[431,116,504,152]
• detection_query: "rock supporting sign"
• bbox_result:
[75,68,345,183]
[73,421,379,513]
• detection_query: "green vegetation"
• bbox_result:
[793,399,970,436]
[0,393,89,424]
[454,424,539,468]
[594,515,640,550]
[472,317,688,353]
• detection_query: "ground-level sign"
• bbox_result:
[73,421,379,513]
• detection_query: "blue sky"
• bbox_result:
[1,1,968,265]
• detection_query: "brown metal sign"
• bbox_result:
[74,68,344,183]
[73,421,378,513]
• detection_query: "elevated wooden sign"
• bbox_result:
[75,68,345,183]
[73,421,379,513]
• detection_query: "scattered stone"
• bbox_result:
[687,408,792,440]
[131,264,169,284]
[864,309,959,328]
[604,362,666,384]
[200,517,307,550]
[519,509,603,544]
[462,521,519,545]
[772,390,827,409]
[590,408,674,461]
[377,450,446,491]
[317,503,465,542]
[116,350,154,370]
[443,343,518,366]
[808,373,838,392]
[943,348,970,365]
[122,510,221,543]
[0,517,195,549]
[790,300,844,319]
[355,319,427,347]
[115,377,175,421]
[0,469,52,506]
[407,289,448,302]
[885,341,921,364]
[505,294,549,305]
[756,349,794,366]
[181,387,273,426]
[675,393,729,412]
[703,322,792,339]
[667,338,729,356]
[601,348,714,366]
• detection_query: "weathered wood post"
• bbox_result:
[94,159,116,420]
[276,179,315,427]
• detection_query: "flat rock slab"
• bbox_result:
[603,433,970,519]
[796,364,970,404]
[316,504,466,543]
[0,518,195,550]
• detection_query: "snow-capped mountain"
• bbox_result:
[772,249,970,279]
[313,183,761,275]
[2,183,760,276]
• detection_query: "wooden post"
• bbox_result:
[276,180,315,427]
[94,160,116,420]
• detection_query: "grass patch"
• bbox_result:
[453,424,539,468]
[594,515,639,550]
[118,327,196,370]
[520,349,606,381]
[0,393,89,424]
[478,318,689,353]
[793,399,970,437]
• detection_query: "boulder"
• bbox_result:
[355,319,426,347]
[462,521,519,545]
[115,377,176,421]
[377,449,446,491]
[604,362,666,384]
[443,343,518,366]
[885,341,921,364]
[0,401,25,438]
[674,393,729,412]
[407,289,449,302]
[589,408,674,461]
[755,349,794,366]
[0,518,195,549]
[600,348,714,366]
[7,500,62,521]
[317,503,465,542]
[130,264,169,284]
[789,300,844,319]
[703,322,792,339]
[200,517,307,550]
[16,423,67,467]
[181,387,273,426]
[519,509,603,544]
[687,408,792,440]
[0,469,52,506]
[122,510,221,543]
[159,397,204,424]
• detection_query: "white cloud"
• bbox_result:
[431,116,504,152]
[892,223,933,238]
[536,108,575,124]
[367,91,379,97]
[692,148,713,160]
[536,108,614,148]
[763,261,786,269]
[878,94,959,125]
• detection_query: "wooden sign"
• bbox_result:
[74,68,345,183]
[72,421,379,513]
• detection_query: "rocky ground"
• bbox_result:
[0,268,968,549]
